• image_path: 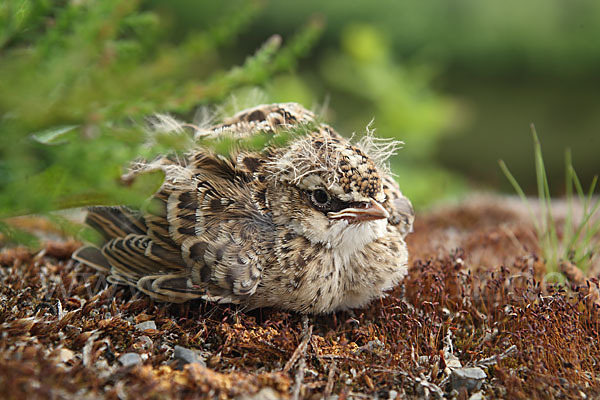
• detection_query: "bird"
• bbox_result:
[73,103,414,314]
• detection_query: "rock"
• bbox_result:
[134,320,156,331]
[444,353,463,369]
[416,379,444,400]
[173,345,206,369]
[135,335,153,350]
[119,352,142,368]
[450,367,487,392]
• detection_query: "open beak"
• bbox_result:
[328,199,389,223]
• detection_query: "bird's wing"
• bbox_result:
[84,206,147,241]
[75,150,275,304]
[73,203,201,303]
[181,214,274,301]
[179,151,275,300]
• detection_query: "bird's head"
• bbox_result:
[266,126,412,251]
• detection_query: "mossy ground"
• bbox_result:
[0,196,599,399]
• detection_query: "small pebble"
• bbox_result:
[173,345,206,369]
[135,320,157,331]
[445,353,463,369]
[450,367,487,392]
[119,352,142,368]
[136,335,153,350]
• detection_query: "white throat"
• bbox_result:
[288,216,388,256]
[325,218,387,255]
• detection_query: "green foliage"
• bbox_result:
[0,0,320,216]
[500,125,600,275]
[322,24,454,157]
[0,0,322,243]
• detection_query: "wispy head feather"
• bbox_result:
[266,127,343,189]
[356,121,403,176]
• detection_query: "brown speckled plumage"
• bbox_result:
[73,103,414,314]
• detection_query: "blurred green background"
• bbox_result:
[1,0,599,238]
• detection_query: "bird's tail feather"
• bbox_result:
[137,274,205,303]
[75,207,208,302]
[86,206,147,241]
[72,246,111,273]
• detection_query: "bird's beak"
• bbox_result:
[328,199,390,223]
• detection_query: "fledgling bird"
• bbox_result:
[73,103,414,314]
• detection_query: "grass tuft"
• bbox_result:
[499,124,600,275]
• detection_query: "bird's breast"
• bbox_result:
[262,228,407,314]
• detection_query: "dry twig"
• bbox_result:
[289,316,313,400]
[560,261,600,307]
[474,345,518,368]
[323,361,337,398]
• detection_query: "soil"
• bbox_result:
[0,195,599,399]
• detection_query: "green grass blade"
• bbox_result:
[566,199,600,255]
[531,124,559,268]
[501,125,599,276]
[564,149,574,257]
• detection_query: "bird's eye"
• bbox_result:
[310,189,331,208]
